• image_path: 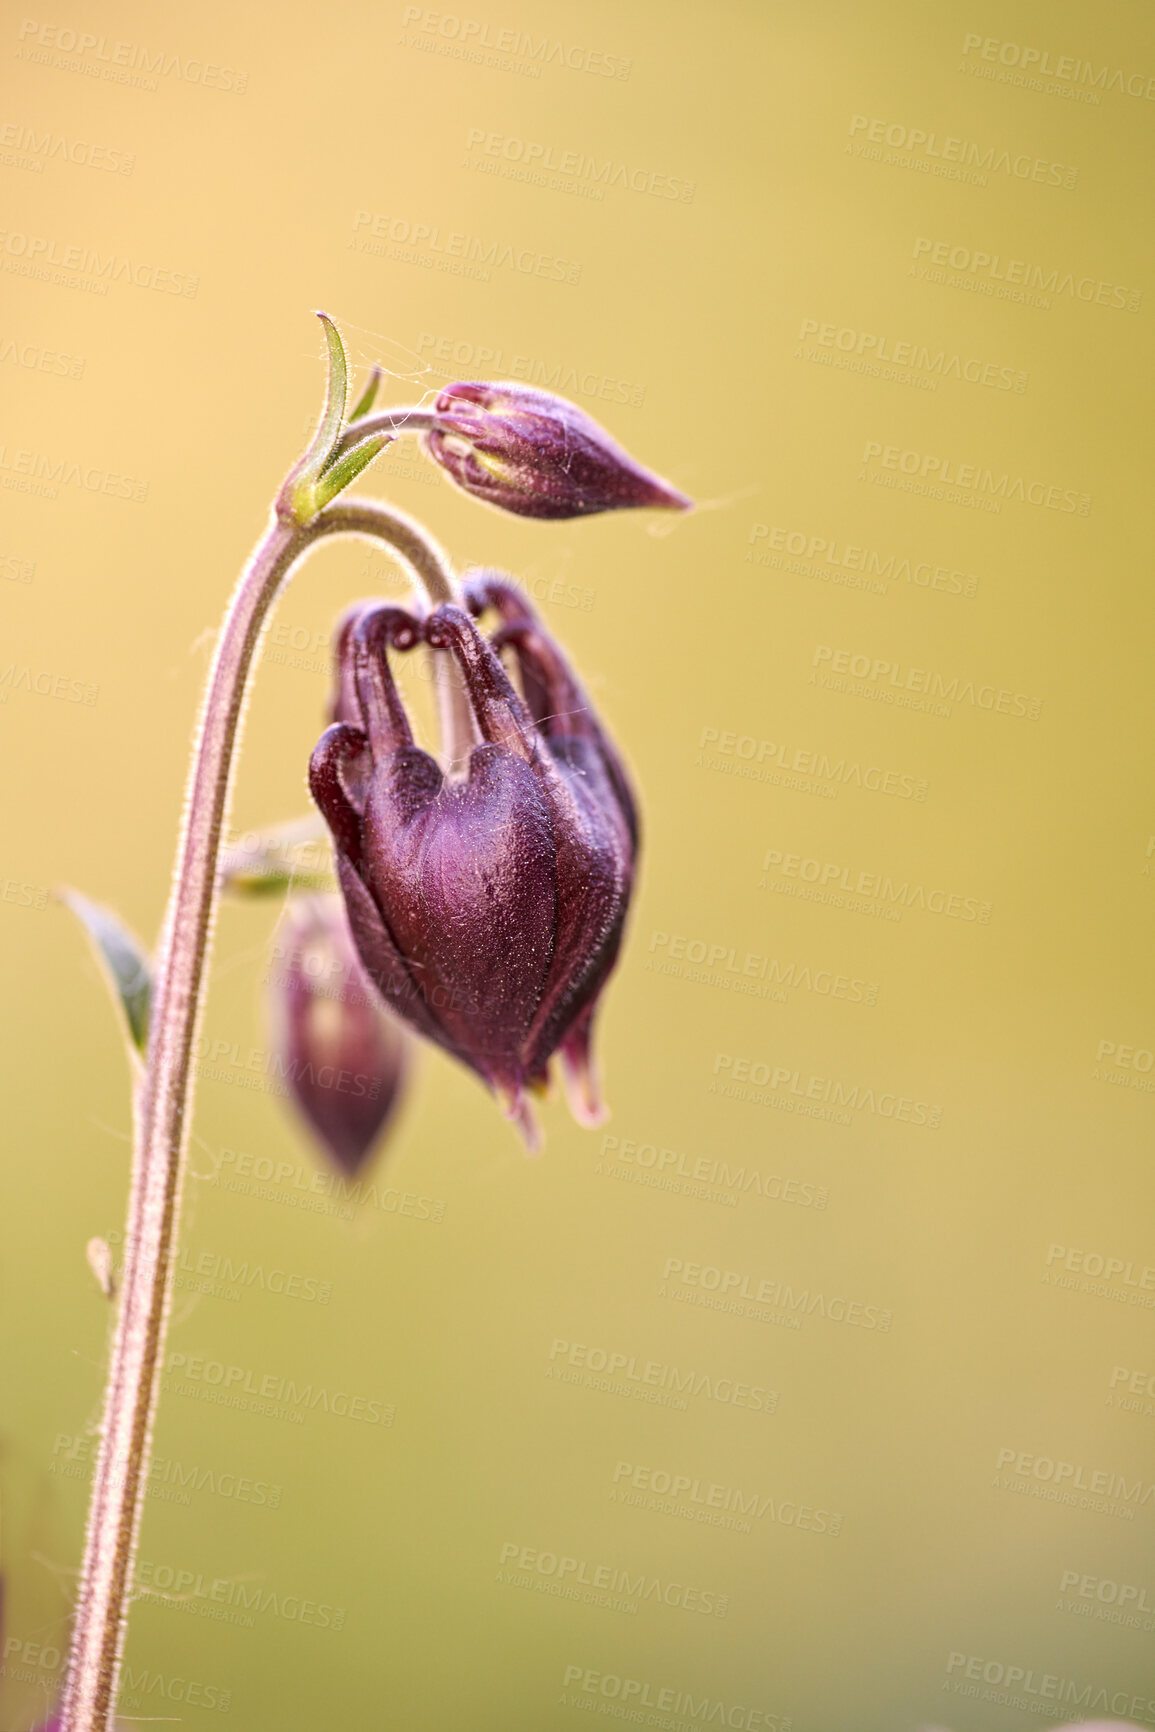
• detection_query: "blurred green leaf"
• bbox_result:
[60,889,152,1056]
[218,815,335,897]
[347,364,383,426]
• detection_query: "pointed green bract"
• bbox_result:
[307,312,349,474]
[314,435,391,511]
[61,889,152,1055]
[289,321,393,521]
[289,312,351,522]
[347,364,383,426]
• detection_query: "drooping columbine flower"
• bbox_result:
[270,894,411,1174]
[307,582,637,1145]
[423,382,692,519]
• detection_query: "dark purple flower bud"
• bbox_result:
[270,894,411,1175]
[423,381,691,520]
[308,580,638,1145]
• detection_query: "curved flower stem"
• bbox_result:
[60,497,458,1732]
[332,406,439,464]
[322,498,477,773]
[321,496,459,605]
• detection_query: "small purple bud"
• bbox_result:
[423,381,692,520]
[308,579,638,1145]
[270,895,410,1174]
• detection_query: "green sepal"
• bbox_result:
[348,364,383,426]
[60,890,152,1057]
[289,312,350,522]
[306,312,349,472]
[314,435,390,511]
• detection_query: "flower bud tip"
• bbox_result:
[424,381,691,520]
[270,895,410,1176]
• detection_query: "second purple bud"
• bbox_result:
[268,894,411,1176]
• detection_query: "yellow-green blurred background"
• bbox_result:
[3,0,1154,1727]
